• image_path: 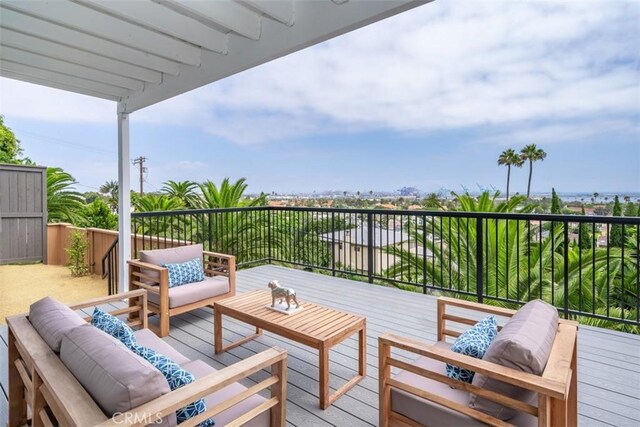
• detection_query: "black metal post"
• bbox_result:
[267,209,272,263]
[367,212,374,283]
[476,217,484,304]
[331,211,336,276]
[563,220,570,319]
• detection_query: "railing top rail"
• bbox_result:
[131,205,640,225]
[131,206,269,217]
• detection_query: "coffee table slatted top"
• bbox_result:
[215,290,365,347]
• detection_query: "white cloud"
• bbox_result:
[1,0,638,145]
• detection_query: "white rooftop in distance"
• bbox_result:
[0,0,430,112]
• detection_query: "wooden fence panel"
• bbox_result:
[0,165,47,264]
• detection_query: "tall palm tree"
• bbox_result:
[47,167,85,223]
[497,149,524,200]
[161,180,199,209]
[520,144,547,198]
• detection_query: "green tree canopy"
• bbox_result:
[197,177,266,208]
[0,115,25,164]
[47,167,85,223]
[578,205,592,250]
[81,199,118,230]
[161,180,199,209]
[610,196,623,247]
[550,188,562,214]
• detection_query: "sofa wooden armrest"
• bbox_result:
[379,297,578,427]
[69,289,149,329]
[97,347,288,427]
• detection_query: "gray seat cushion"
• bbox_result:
[392,341,537,427]
[29,296,86,352]
[139,244,203,283]
[134,328,190,365]
[181,359,270,427]
[470,299,559,420]
[148,276,230,308]
[60,324,172,420]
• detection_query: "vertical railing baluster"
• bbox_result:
[267,208,272,264]
[331,211,336,276]
[563,220,569,319]
[422,214,427,294]
[367,212,374,284]
[476,216,484,304]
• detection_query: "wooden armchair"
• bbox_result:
[128,244,236,337]
[379,297,578,427]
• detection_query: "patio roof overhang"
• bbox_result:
[0,0,431,290]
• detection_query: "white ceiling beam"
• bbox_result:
[156,0,262,40]
[0,46,144,91]
[0,28,162,84]
[0,8,181,75]
[0,61,129,98]
[122,0,431,112]
[1,0,201,65]
[0,70,121,101]
[76,0,228,54]
[239,0,294,26]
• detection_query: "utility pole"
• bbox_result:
[132,156,147,195]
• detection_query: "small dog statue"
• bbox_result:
[268,280,300,310]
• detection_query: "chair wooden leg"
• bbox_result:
[379,340,391,427]
[159,312,170,337]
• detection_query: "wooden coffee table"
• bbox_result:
[214,289,366,409]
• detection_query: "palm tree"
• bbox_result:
[497,149,524,200]
[197,177,265,209]
[385,191,638,332]
[194,178,268,262]
[99,180,119,211]
[161,180,199,208]
[47,167,85,223]
[520,144,547,198]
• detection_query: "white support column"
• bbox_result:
[117,106,131,293]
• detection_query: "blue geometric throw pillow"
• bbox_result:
[162,258,205,288]
[446,316,498,384]
[91,307,137,348]
[132,345,214,426]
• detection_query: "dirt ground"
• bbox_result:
[0,263,107,324]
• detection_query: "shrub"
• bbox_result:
[66,230,89,277]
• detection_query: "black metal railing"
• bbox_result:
[101,237,119,295]
[127,206,639,331]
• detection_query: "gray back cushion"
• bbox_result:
[139,244,203,283]
[60,324,170,417]
[29,296,86,352]
[469,300,558,420]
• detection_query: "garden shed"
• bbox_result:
[0,164,47,264]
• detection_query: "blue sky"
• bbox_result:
[1,0,639,195]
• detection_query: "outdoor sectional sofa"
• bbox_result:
[6,289,287,427]
[128,243,236,337]
[379,297,578,427]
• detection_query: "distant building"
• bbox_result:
[319,226,430,275]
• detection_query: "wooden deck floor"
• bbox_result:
[2,265,640,426]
